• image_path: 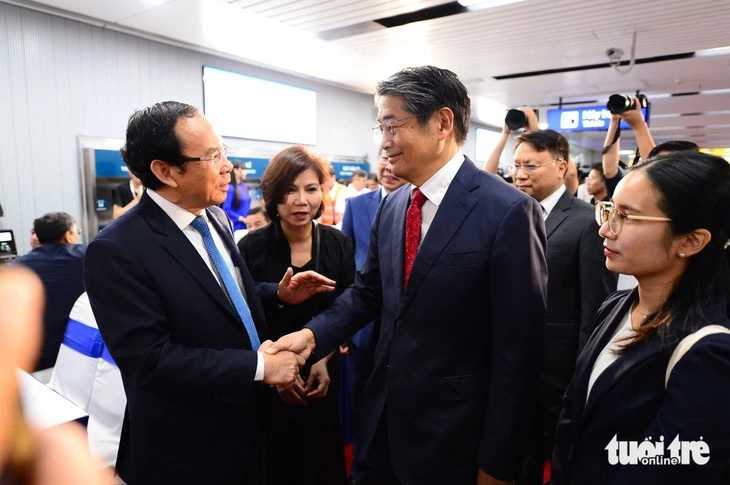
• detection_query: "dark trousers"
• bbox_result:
[370,413,403,485]
[347,340,375,480]
[518,402,558,485]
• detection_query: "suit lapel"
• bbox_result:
[544,190,572,239]
[389,185,410,303]
[399,160,479,312]
[135,198,240,329]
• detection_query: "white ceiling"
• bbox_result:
[8,0,730,150]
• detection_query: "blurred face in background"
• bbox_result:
[30,229,41,249]
[245,212,269,231]
[377,151,406,194]
[351,174,367,192]
[586,169,607,197]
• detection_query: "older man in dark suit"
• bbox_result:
[84,101,334,485]
[509,129,618,485]
[268,66,548,485]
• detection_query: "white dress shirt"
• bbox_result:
[147,189,264,380]
[413,150,466,246]
[539,184,566,221]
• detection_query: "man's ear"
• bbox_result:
[150,160,179,188]
[435,107,454,141]
[60,231,74,244]
[678,228,712,258]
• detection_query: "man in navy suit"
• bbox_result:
[341,149,406,484]
[13,212,85,372]
[269,66,548,485]
[84,101,334,485]
[510,130,617,485]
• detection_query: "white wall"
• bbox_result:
[0,2,379,254]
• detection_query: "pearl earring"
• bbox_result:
[679,253,686,258]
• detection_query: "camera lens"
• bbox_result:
[607,94,632,114]
[505,109,528,130]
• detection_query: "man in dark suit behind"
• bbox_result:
[268,66,548,485]
[341,149,406,484]
[509,129,618,485]
[84,101,334,485]
[12,212,85,372]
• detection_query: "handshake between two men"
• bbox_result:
[256,267,333,404]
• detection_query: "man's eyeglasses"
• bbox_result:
[372,115,417,137]
[595,200,672,236]
[507,159,563,174]
[181,145,228,168]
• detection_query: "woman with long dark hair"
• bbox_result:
[237,145,354,484]
[222,160,251,231]
[551,151,730,484]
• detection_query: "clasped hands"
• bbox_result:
[258,330,325,406]
[259,269,333,404]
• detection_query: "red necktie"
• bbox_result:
[404,188,427,288]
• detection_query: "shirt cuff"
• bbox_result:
[254,351,264,382]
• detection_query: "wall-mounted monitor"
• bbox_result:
[203,66,317,145]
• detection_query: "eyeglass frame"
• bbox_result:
[595,200,672,235]
[371,115,418,137]
[507,158,564,174]
[180,145,228,168]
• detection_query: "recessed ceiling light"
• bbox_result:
[694,46,730,57]
[458,0,525,10]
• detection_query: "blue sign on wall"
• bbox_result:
[547,105,650,132]
[96,199,109,212]
[331,162,370,180]
[95,149,128,177]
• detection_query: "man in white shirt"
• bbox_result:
[83,101,334,484]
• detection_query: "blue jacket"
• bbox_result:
[13,242,86,370]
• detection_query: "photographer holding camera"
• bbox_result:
[602,96,700,200]
[601,97,657,198]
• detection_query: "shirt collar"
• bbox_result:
[414,150,465,206]
[147,189,207,230]
[539,184,567,219]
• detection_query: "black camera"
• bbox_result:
[505,108,539,131]
[606,94,648,115]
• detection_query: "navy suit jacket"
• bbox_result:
[13,242,86,370]
[541,190,617,415]
[84,192,267,485]
[306,157,548,483]
[552,289,730,485]
[342,188,382,348]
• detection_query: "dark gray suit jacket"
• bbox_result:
[541,190,617,416]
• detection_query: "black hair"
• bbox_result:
[376,66,471,145]
[515,129,571,170]
[247,206,270,222]
[33,212,76,244]
[647,140,699,159]
[621,152,730,350]
[119,101,199,190]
